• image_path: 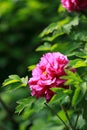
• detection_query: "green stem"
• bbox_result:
[61,105,77,130]
[74,113,80,129]
[44,103,69,130]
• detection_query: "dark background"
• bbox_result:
[0,0,59,85]
[0,0,60,130]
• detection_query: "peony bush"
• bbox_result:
[1,0,87,130]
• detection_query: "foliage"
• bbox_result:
[0,0,87,130]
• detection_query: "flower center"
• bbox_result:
[43,71,47,75]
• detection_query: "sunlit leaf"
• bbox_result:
[28,65,36,71]
[36,42,51,51]
[2,75,28,92]
[72,82,87,106]
[49,88,71,105]
[62,70,82,86]
[2,75,21,87]
[69,59,87,68]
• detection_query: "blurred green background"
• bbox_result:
[0,0,60,130]
[0,0,59,85]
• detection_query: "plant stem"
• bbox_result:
[44,103,69,130]
[61,105,77,130]
[74,112,80,129]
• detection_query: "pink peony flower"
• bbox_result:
[28,52,74,102]
[61,0,87,12]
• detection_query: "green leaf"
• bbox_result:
[40,22,58,37]
[34,98,45,112]
[49,88,71,105]
[72,82,87,106]
[63,17,79,34]
[62,70,82,86]
[2,75,28,91]
[21,76,28,86]
[76,115,86,129]
[28,65,36,71]
[48,126,64,130]
[71,31,87,41]
[16,97,45,114]
[30,119,47,130]
[40,17,79,44]
[70,21,87,42]
[40,17,70,38]
[50,41,82,55]
[69,59,87,68]
[30,118,64,130]
[58,110,73,122]
[15,97,35,114]
[72,87,81,107]
[22,108,34,120]
[2,75,21,87]
[42,30,64,42]
[76,51,87,59]
[84,43,87,54]
[51,87,72,94]
[36,42,51,51]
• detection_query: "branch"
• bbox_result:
[61,105,77,130]
[44,103,69,130]
[74,112,80,129]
